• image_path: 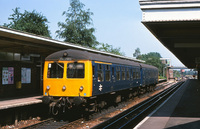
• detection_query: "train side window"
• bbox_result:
[105,65,111,81]
[97,64,104,82]
[112,67,114,76]
[150,70,151,77]
[98,64,102,70]
[47,62,64,78]
[116,66,121,81]
[138,69,141,79]
[149,70,151,77]
[145,70,147,79]
[136,69,139,79]
[133,69,136,79]
[130,68,133,81]
[148,70,150,77]
[122,67,125,80]
[105,65,110,70]
[126,68,130,80]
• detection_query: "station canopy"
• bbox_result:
[143,20,200,68]
[0,26,144,63]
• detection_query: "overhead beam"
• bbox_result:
[174,43,200,48]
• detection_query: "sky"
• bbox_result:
[0,0,184,66]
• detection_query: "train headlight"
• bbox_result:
[63,52,68,57]
[62,85,66,91]
[79,86,84,91]
[46,85,50,90]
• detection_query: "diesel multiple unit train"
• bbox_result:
[42,49,158,115]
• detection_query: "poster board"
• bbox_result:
[21,68,31,83]
[2,67,14,85]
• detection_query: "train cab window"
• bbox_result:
[47,62,64,78]
[126,68,130,80]
[105,65,111,81]
[116,66,121,81]
[97,64,104,82]
[122,67,125,80]
[67,63,84,78]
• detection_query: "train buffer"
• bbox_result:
[135,79,200,129]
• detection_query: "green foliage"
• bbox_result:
[159,76,166,79]
[4,7,51,37]
[56,0,98,48]
[98,43,125,56]
[137,52,162,60]
[137,51,165,76]
[173,70,181,78]
[133,48,141,58]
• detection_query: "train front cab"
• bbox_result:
[43,60,93,109]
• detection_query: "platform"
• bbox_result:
[0,95,42,110]
[135,79,200,129]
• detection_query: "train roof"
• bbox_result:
[45,49,158,69]
[140,63,158,70]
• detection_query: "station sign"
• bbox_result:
[160,58,171,67]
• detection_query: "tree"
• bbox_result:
[133,48,141,58]
[138,52,165,76]
[98,43,125,56]
[56,0,98,48]
[4,7,51,37]
[173,70,181,78]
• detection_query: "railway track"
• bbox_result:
[91,81,184,129]
[18,80,176,129]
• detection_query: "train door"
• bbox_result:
[130,68,133,87]
[138,67,141,85]
[140,65,142,86]
[92,62,104,95]
[104,64,112,93]
[140,65,145,86]
[132,67,137,87]
[114,66,121,91]
[111,66,115,91]
[143,69,146,86]
[92,62,112,95]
